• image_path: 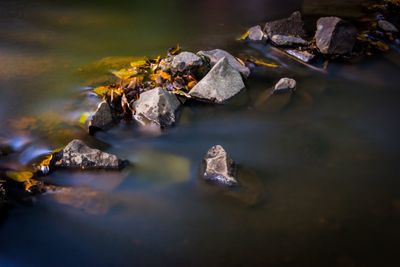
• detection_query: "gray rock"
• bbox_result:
[378,20,399,32]
[0,183,6,208]
[315,17,357,55]
[271,35,308,46]
[247,25,267,42]
[189,57,245,103]
[197,49,250,78]
[202,145,238,186]
[264,11,306,38]
[171,51,204,72]
[132,87,181,127]
[286,49,316,63]
[88,101,114,134]
[273,78,297,94]
[54,139,122,170]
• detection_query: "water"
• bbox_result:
[1,0,400,266]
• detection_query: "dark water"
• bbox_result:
[1,0,400,266]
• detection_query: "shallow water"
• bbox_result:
[1,0,400,266]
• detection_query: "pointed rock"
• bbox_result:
[189,57,245,103]
[202,145,238,186]
[171,51,204,72]
[88,101,114,135]
[197,49,250,78]
[273,78,297,94]
[247,25,267,42]
[132,88,181,127]
[264,11,305,38]
[285,49,315,63]
[378,20,398,32]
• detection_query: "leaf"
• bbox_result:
[6,171,33,183]
[250,58,279,68]
[79,112,91,124]
[130,58,148,68]
[168,44,181,56]
[188,80,197,89]
[93,86,110,97]
[237,30,250,41]
[111,68,137,80]
[172,90,191,98]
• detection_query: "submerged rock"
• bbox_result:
[171,51,204,72]
[247,25,267,42]
[197,49,251,78]
[264,11,305,38]
[88,101,114,135]
[315,17,357,55]
[286,49,316,63]
[202,145,238,186]
[271,35,308,46]
[54,139,123,170]
[132,87,181,127]
[378,20,399,32]
[273,78,297,94]
[189,57,245,103]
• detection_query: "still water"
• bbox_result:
[1,0,400,266]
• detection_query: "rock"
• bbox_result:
[273,78,297,94]
[197,49,250,78]
[54,139,123,170]
[189,57,245,103]
[264,11,306,38]
[202,145,238,186]
[171,51,204,72]
[378,20,399,32]
[286,49,316,63]
[132,87,181,127]
[315,17,357,55]
[88,101,114,134]
[247,25,267,42]
[271,35,308,46]
[0,183,6,208]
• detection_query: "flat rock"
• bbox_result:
[202,145,238,186]
[273,78,297,94]
[286,49,316,63]
[247,25,267,42]
[88,101,114,134]
[132,87,181,127]
[197,49,250,78]
[271,35,308,46]
[189,57,245,103]
[171,51,204,72]
[315,17,357,55]
[378,20,399,32]
[264,11,306,38]
[54,139,123,170]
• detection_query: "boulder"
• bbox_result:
[197,49,250,78]
[264,11,306,38]
[54,139,123,170]
[271,35,308,46]
[247,25,267,42]
[202,145,238,186]
[88,101,114,135]
[189,57,245,103]
[378,20,399,32]
[286,49,315,63]
[273,78,297,94]
[132,87,181,127]
[315,17,357,55]
[171,51,204,72]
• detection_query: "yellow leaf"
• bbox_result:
[111,68,137,80]
[188,80,197,89]
[24,179,39,192]
[79,112,90,124]
[130,58,148,68]
[252,58,279,68]
[173,90,191,98]
[93,86,109,96]
[238,31,250,41]
[6,171,33,183]
[168,44,181,56]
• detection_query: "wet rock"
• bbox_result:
[264,11,306,38]
[54,139,123,170]
[273,78,297,94]
[247,25,267,42]
[88,101,114,135]
[271,35,308,46]
[378,20,399,32]
[315,17,357,55]
[0,183,6,208]
[189,57,245,103]
[202,145,238,186]
[286,49,316,63]
[132,87,181,127]
[171,51,204,72]
[197,49,251,78]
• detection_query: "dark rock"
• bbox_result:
[271,35,308,46]
[273,78,297,94]
[132,87,181,127]
[171,51,204,72]
[247,25,267,42]
[54,139,123,170]
[197,49,251,78]
[88,101,114,134]
[0,183,6,208]
[202,145,238,186]
[315,17,357,55]
[286,49,316,63]
[189,57,245,103]
[378,20,399,32]
[264,11,306,38]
